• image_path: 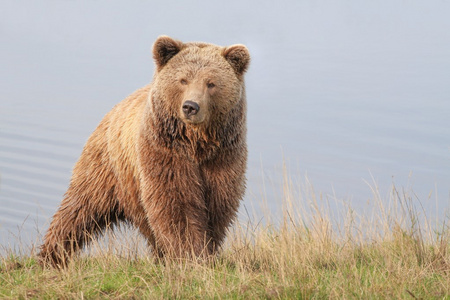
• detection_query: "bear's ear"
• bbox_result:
[222,44,250,75]
[153,36,183,71]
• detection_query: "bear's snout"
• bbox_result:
[182,100,200,117]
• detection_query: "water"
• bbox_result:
[1,0,449,247]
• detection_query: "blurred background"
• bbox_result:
[1,0,449,248]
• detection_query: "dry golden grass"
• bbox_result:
[1,171,449,299]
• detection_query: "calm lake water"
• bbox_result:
[1,1,449,247]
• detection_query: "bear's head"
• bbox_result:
[150,36,250,128]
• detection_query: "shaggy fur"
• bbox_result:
[39,36,250,266]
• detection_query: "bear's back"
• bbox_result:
[106,85,151,187]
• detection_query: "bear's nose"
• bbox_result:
[182,101,200,117]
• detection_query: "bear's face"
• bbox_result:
[151,36,250,127]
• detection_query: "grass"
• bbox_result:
[1,172,449,299]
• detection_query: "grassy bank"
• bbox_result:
[1,176,449,299]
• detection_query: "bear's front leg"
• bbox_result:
[201,151,247,252]
[139,153,212,259]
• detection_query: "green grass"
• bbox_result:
[1,174,449,299]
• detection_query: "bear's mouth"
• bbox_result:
[183,116,206,125]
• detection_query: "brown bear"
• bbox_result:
[39,36,250,266]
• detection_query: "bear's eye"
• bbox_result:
[180,79,188,85]
[207,82,215,89]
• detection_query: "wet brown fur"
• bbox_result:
[39,36,250,267]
